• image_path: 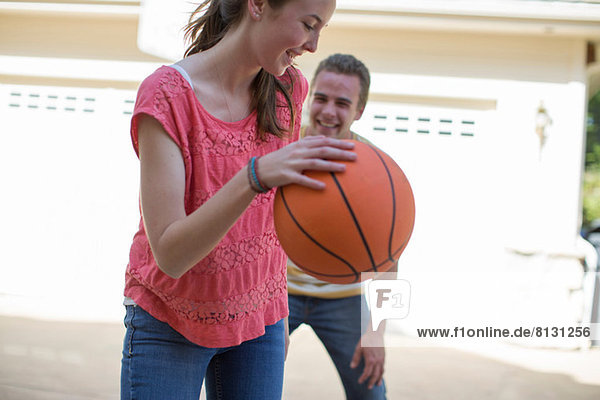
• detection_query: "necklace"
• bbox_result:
[214,59,235,122]
[210,50,251,123]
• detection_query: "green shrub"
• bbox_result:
[583,92,600,228]
[583,169,600,227]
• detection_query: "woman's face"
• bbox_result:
[252,0,336,76]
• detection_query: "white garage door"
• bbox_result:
[0,83,140,321]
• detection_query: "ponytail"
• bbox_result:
[184,0,297,140]
[184,0,235,56]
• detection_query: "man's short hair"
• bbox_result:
[312,53,371,111]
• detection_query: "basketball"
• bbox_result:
[273,139,415,284]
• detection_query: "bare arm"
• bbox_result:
[138,116,257,278]
[137,116,356,278]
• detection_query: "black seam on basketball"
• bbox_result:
[279,186,360,281]
[374,241,408,269]
[290,259,360,283]
[330,172,377,272]
[296,243,408,280]
[365,144,397,263]
[392,238,410,256]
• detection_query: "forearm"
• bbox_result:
[149,166,256,278]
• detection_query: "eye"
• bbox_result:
[303,22,314,31]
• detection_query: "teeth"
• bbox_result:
[320,121,337,128]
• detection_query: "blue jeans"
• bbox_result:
[120,305,285,400]
[288,294,387,400]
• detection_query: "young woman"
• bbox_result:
[120,0,352,399]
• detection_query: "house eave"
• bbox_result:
[334,0,600,38]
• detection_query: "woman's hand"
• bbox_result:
[258,136,356,190]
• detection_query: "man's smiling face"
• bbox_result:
[307,70,364,139]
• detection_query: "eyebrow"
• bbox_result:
[308,14,322,24]
[313,92,353,104]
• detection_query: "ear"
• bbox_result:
[248,0,266,19]
[354,106,365,121]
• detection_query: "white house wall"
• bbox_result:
[298,28,586,82]
[0,83,140,322]
[0,4,164,322]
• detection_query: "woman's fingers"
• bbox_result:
[258,137,357,189]
[302,146,357,162]
[294,158,347,173]
[299,135,356,151]
[291,136,357,165]
[292,174,328,190]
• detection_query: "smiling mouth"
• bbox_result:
[286,50,300,63]
[318,120,338,129]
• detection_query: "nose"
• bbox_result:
[304,32,319,53]
[322,100,335,117]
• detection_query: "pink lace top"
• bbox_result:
[125,65,307,347]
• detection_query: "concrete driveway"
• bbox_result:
[1,316,599,399]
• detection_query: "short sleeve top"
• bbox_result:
[125,65,308,348]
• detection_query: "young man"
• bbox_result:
[287,54,394,400]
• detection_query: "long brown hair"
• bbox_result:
[184,0,298,140]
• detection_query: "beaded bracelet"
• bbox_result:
[247,159,260,193]
[253,157,270,192]
[247,156,270,193]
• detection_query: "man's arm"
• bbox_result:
[350,261,398,388]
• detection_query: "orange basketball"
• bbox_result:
[273,139,415,284]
